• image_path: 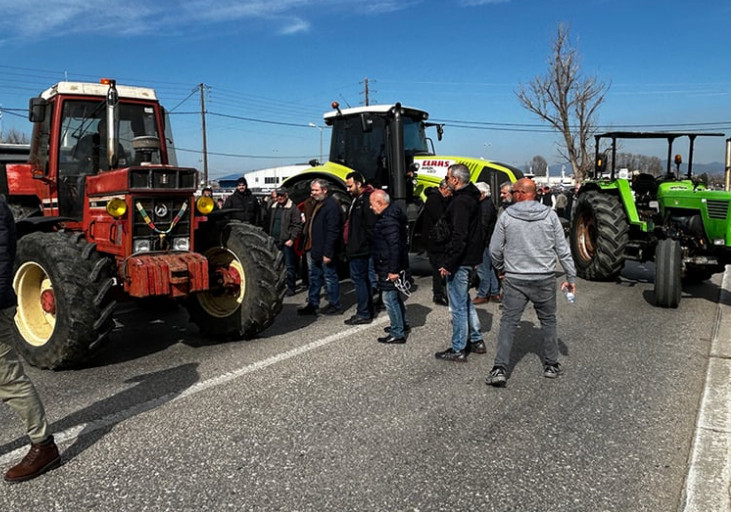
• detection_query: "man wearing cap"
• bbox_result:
[266,187,302,296]
[223,177,260,224]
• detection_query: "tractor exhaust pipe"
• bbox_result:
[104,78,120,170]
[725,138,731,192]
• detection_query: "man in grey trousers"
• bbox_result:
[486,178,577,387]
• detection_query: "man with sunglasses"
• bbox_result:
[486,178,576,387]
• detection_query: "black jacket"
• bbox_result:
[479,197,498,248]
[372,204,408,278]
[0,196,17,309]
[422,186,451,255]
[345,186,377,259]
[308,195,341,262]
[441,182,483,272]
[223,189,260,224]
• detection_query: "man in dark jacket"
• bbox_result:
[343,172,377,325]
[370,190,409,344]
[298,178,342,315]
[266,187,302,296]
[222,177,260,224]
[435,163,485,362]
[422,179,451,306]
[0,196,61,482]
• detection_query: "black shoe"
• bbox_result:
[383,325,411,334]
[467,340,487,354]
[486,366,507,386]
[320,303,343,315]
[297,303,318,316]
[377,334,406,344]
[285,289,296,297]
[344,315,372,325]
[543,362,564,379]
[433,295,449,306]
[434,348,467,363]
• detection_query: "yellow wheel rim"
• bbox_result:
[197,247,246,318]
[13,261,56,347]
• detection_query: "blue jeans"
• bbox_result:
[381,287,406,338]
[494,276,558,369]
[277,242,297,293]
[476,247,500,297]
[349,257,373,319]
[307,252,341,309]
[446,266,482,351]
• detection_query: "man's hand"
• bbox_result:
[323,256,332,265]
[561,281,576,294]
[387,273,399,282]
[284,239,294,247]
[439,267,450,278]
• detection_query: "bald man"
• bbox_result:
[486,178,577,387]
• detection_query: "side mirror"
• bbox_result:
[360,113,373,133]
[437,124,444,142]
[595,152,607,176]
[28,97,47,123]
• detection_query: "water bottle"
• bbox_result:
[564,290,576,304]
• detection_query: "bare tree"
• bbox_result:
[0,128,29,144]
[516,24,609,183]
[530,155,548,176]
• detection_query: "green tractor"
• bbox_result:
[570,131,731,307]
[282,102,523,252]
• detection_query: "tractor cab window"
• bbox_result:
[57,100,161,218]
[402,117,430,156]
[330,116,388,186]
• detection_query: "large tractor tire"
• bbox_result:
[186,222,285,339]
[12,232,116,369]
[570,191,629,280]
[655,238,682,308]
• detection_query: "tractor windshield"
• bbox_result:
[329,113,429,185]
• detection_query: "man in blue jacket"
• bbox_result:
[435,163,485,362]
[0,196,61,482]
[486,178,577,387]
[370,190,409,344]
[298,178,342,315]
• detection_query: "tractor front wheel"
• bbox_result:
[12,232,116,369]
[186,222,285,339]
[570,191,629,280]
[655,238,682,308]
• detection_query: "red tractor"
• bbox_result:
[1,79,285,369]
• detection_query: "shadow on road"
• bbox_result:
[0,363,199,462]
[505,320,569,376]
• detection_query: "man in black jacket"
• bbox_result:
[422,179,451,306]
[370,190,409,344]
[0,196,61,483]
[435,164,486,362]
[223,177,260,224]
[298,179,342,315]
[343,172,377,325]
[266,187,303,296]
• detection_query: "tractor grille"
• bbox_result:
[132,197,191,250]
[130,167,197,190]
[706,200,729,220]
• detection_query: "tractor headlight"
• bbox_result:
[133,239,152,253]
[172,237,190,251]
[196,196,215,215]
[713,238,725,246]
[106,198,127,218]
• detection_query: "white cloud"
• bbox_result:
[459,0,511,6]
[0,0,416,43]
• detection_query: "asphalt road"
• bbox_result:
[0,256,723,511]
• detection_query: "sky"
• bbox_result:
[1,0,730,180]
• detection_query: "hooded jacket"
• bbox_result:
[489,199,576,283]
[372,203,408,278]
[441,182,483,272]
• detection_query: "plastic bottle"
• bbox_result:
[564,290,576,304]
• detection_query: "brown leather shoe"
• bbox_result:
[489,294,503,303]
[472,296,489,305]
[5,436,61,483]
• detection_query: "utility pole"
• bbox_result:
[360,77,376,106]
[199,83,209,186]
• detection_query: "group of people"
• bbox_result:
[0,167,577,483]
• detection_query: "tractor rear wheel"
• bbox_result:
[13,232,116,369]
[655,238,682,308]
[570,191,629,280]
[186,222,285,339]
